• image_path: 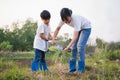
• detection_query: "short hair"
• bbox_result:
[60,8,72,21]
[40,10,51,20]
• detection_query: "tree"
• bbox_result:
[20,19,37,51]
[96,38,107,49]
[0,29,5,43]
[0,18,37,51]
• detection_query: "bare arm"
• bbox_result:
[66,31,79,49]
[51,26,61,45]
[52,26,61,40]
[48,33,53,40]
[40,33,48,41]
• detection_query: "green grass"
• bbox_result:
[0,51,34,60]
[0,59,34,80]
[0,51,120,80]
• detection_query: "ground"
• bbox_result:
[0,52,120,80]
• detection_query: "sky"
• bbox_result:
[0,0,120,43]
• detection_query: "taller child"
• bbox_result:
[52,8,91,73]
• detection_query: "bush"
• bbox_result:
[0,41,13,51]
[107,50,120,60]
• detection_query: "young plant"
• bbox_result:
[49,46,72,64]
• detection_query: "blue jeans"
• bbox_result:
[70,28,91,72]
[31,49,46,72]
[33,49,45,62]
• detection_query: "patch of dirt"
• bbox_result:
[15,60,32,67]
[85,66,93,71]
[46,59,55,66]
[15,59,54,67]
[0,69,4,73]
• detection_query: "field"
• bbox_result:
[0,49,120,80]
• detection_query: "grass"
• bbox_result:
[0,51,34,60]
[0,59,34,80]
[0,51,120,80]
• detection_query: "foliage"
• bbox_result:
[0,59,33,80]
[48,46,58,52]
[106,50,120,60]
[0,41,13,51]
[49,46,72,64]
[0,19,37,51]
[96,38,120,60]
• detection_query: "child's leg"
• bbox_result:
[40,50,45,62]
[31,49,41,72]
[77,28,91,73]
[69,41,77,72]
[69,31,81,72]
[40,51,49,71]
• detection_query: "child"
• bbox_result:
[52,8,91,73]
[31,10,52,72]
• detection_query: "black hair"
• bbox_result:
[40,10,51,20]
[60,8,72,21]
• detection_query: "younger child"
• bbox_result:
[31,10,52,72]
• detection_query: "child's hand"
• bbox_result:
[45,38,49,41]
[51,39,56,45]
[63,47,71,53]
[63,47,69,51]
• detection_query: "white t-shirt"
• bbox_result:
[33,23,51,51]
[58,15,91,31]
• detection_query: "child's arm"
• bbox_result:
[40,33,48,41]
[53,26,61,40]
[48,33,53,40]
[64,31,79,51]
[52,26,61,45]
